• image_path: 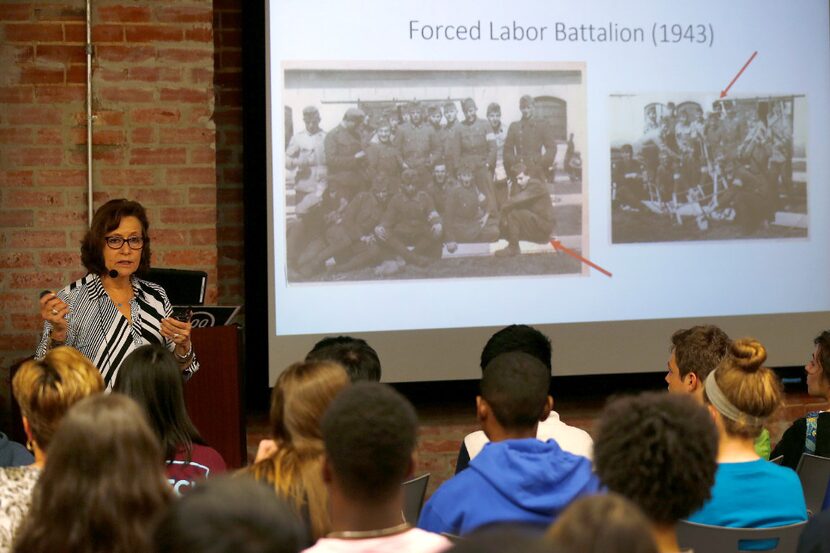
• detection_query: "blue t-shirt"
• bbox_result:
[688,459,807,550]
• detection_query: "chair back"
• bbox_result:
[677,520,807,553]
[402,473,430,524]
[770,455,784,465]
[796,453,830,516]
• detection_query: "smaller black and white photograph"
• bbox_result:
[609,93,807,244]
[282,62,587,283]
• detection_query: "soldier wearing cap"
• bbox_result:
[374,168,443,266]
[286,106,327,204]
[434,101,461,174]
[504,95,557,183]
[456,98,498,215]
[367,117,403,190]
[395,102,436,187]
[444,160,499,253]
[325,107,368,200]
[486,102,509,208]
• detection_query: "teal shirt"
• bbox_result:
[688,459,807,550]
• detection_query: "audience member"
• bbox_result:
[0,347,103,553]
[0,432,31,469]
[306,382,451,553]
[455,324,592,473]
[114,344,226,494]
[306,335,382,382]
[545,494,659,553]
[419,352,599,535]
[688,339,807,529]
[664,325,771,457]
[154,476,307,553]
[796,507,830,553]
[771,330,830,468]
[247,361,350,540]
[593,392,718,553]
[448,529,556,553]
[12,393,172,553]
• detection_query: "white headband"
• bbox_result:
[704,370,765,427]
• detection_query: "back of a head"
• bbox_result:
[815,330,830,382]
[281,361,350,447]
[15,393,170,553]
[705,338,782,439]
[306,336,382,382]
[593,392,718,526]
[480,325,552,372]
[154,476,306,553]
[12,346,104,451]
[449,529,559,553]
[546,494,658,553]
[114,344,201,459]
[322,382,418,503]
[480,352,550,432]
[671,325,730,381]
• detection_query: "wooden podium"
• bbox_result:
[185,325,246,468]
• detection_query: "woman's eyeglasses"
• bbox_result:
[104,236,144,250]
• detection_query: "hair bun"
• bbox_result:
[729,338,767,372]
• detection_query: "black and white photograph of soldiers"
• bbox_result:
[282,63,588,282]
[609,93,807,243]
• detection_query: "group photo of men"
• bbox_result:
[281,65,588,283]
[609,94,808,243]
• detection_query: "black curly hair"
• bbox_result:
[593,392,718,525]
[321,382,418,502]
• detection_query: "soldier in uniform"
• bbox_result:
[612,144,645,211]
[374,169,443,266]
[444,162,499,254]
[325,107,367,201]
[456,98,498,215]
[495,162,555,257]
[435,101,461,175]
[486,102,509,209]
[503,95,557,184]
[396,102,435,187]
[366,118,402,191]
[426,161,455,217]
[289,182,349,277]
[286,106,327,206]
[296,176,392,277]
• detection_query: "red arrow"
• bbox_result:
[720,51,758,98]
[550,240,612,277]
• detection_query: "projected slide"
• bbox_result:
[268,0,830,337]
[283,64,587,282]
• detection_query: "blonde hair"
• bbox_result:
[13,347,104,451]
[248,361,349,539]
[705,338,782,439]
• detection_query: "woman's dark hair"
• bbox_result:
[13,394,172,553]
[81,199,152,276]
[815,330,830,384]
[114,344,205,462]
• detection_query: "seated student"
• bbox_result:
[664,325,770,458]
[374,168,443,267]
[444,161,500,254]
[688,339,807,530]
[114,344,226,494]
[545,494,659,553]
[154,476,307,553]
[246,361,350,540]
[0,432,31,469]
[419,352,600,535]
[0,347,103,553]
[306,335,382,382]
[455,325,592,474]
[494,162,555,257]
[771,330,830,469]
[306,382,451,553]
[796,507,830,553]
[12,394,172,553]
[593,392,718,553]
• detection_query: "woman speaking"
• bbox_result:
[35,199,199,389]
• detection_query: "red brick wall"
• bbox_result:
[213,0,243,304]
[0,0,242,424]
